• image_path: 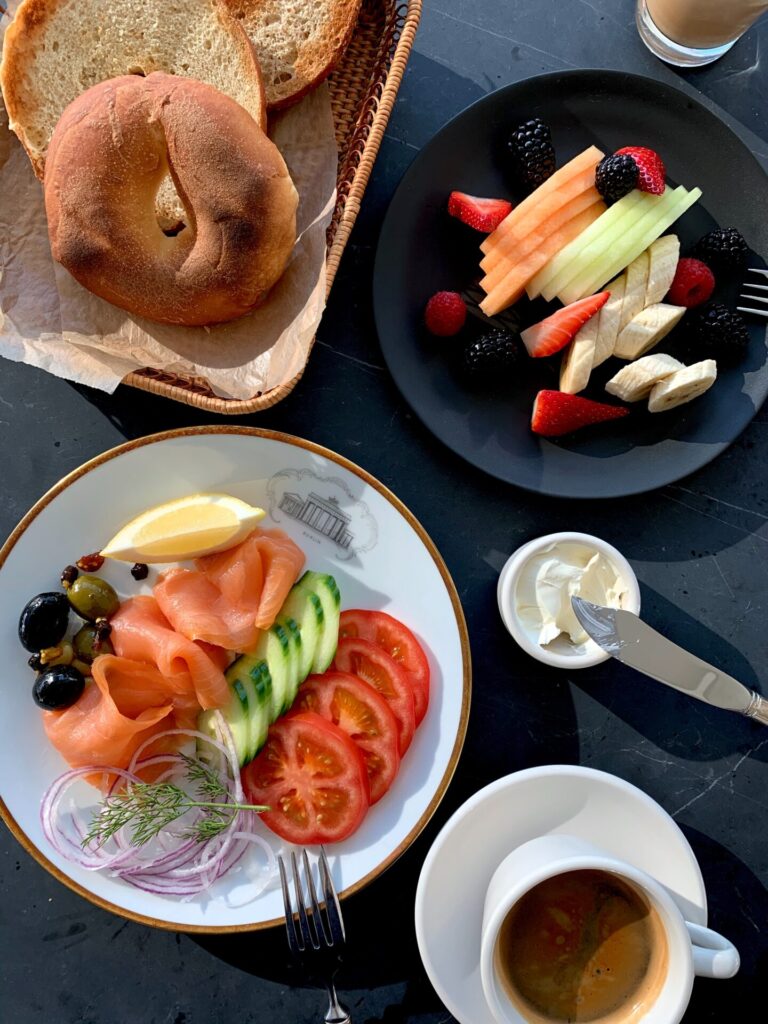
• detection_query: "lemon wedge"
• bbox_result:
[101,494,266,563]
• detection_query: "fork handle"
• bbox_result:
[324,982,351,1024]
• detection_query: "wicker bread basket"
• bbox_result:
[122,0,421,414]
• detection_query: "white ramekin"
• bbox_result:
[497,531,641,669]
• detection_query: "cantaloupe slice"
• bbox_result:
[480,187,602,287]
[528,190,649,302]
[559,187,701,304]
[479,203,604,316]
[481,177,602,274]
[480,146,604,255]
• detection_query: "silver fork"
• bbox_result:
[738,268,768,317]
[278,848,350,1024]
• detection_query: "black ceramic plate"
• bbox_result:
[373,70,768,499]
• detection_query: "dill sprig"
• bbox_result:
[82,754,268,849]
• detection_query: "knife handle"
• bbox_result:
[744,692,768,726]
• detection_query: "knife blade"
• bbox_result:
[571,597,768,725]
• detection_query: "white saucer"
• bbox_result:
[414,765,707,1024]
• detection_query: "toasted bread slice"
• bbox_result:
[226,0,362,109]
[1,0,267,184]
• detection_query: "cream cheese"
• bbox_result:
[515,541,628,648]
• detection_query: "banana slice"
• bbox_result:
[560,316,598,394]
[648,360,717,413]
[645,235,680,305]
[614,303,686,360]
[605,353,684,402]
[593,274,626,368]
[618,250,650,332]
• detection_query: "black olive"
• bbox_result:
[28,652,43,672]
[131,563,149,581]
[18,593,70,652]
[33,665,85,710]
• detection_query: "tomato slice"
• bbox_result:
[242,711,369,845]
[339,610,430,725]
[332,637,415,755]
[291,672,400,803]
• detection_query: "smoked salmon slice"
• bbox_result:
[111,596,229,709]
[43,655,199,789]
[154,529,306,651]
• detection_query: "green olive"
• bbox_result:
[67,574,119,621]
[73,623,115,663]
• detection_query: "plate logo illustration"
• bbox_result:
[267,468,378,559]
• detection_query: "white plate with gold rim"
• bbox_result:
[415,765,707,1024]
[0,427,471,932]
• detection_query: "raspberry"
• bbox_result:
[666,258,715,308]
[424,291,467,337]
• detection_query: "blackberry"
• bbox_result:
[689,303,749,365]
[463,328,524,382]
[507,118,556,191]
[692,228,749,271]
[595,154,638,204]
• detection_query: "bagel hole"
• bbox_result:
[155,174,188,237]
[127,66,147,76]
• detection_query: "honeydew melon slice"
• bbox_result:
[559,187,701,305]
[527,190,647,301]
[480,145,604,254]
[546,189,680,304]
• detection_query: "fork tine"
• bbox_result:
[278,855,301,957]
[291,850,320,950]
[747,268,768,278]
[737,306,768,317]
[740,293,768,304]
[319,846,346,945]
[302,849,331,947]
[742,283,768,292]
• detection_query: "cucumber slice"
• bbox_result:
[297,571,341,673]
[277,615,303,705]
[280,586,324,679]
[198,676,251,767]
[225,655,273,761]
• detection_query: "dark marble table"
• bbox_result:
[2,1,767,1020]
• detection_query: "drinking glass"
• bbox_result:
[636,0,768,66]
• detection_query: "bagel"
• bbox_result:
[44,73,299,327]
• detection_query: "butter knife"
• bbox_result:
[571,597,768,725]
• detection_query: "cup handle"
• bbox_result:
[686,922,740,979]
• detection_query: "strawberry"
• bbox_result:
[424,291,467,336]
[666,258,715,308]
[448,191,513,232]
[531,391,629,437]
[521,292,610,358]
[615,147,665,195]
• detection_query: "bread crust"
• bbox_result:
[226,0,362,110]
[44,73,297,326]
[0,0,267,180]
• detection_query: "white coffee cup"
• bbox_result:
[480,834,739,1024]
